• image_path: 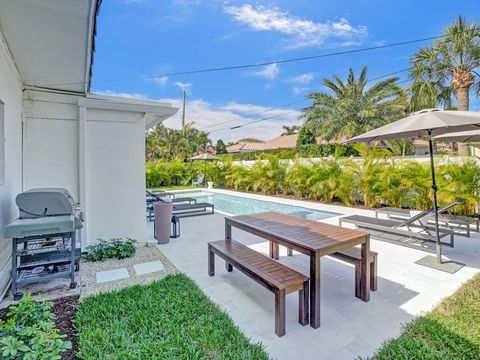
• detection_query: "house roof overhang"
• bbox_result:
[0,0,101,94]
[80,94,179,130]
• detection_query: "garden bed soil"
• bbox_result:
[53,295,79,360]
[0,295,79,360]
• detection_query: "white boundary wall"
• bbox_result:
[0,34,23,299]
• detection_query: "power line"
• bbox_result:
[203,68,413,133]
[207,57,480,134]
[142,32,469,79]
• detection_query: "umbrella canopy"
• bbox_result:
[346,109,480,143]
[345,108,480,266]
[189,153,217,161]
[433,130,480,143]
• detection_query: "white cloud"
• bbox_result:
[161,99,301,142]
[290,73,314,84]
[224,4,368,48]
[152,76,168,86]
[92,90,148,99]
[174,81,192,90]
[250,63,279,80]
[292,87,308,95]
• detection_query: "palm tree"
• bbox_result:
[302,67,404,141]
[281,125,300,136]
[410,17,480,111]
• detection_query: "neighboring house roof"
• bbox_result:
[0,0,101,94]
[264,134,300,149]
[226,134,328,153]
[227,141,266,153]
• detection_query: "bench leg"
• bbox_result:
[354,260,361,299]
[208,244,215,276]
[299,282,309,326]
[355,257,377,295]
[287,247,293,256]
[370,255,377,292]
[269,241,279,260]
[225,262,233,272]
[275,289,286,337]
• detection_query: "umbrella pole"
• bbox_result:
[428,131,442,263]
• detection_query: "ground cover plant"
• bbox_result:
[84,238,137,262]
[369,273,480,359]
[0,294,71,359]
[74,274,268,359]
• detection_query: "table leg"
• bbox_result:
[225,222,232,240]
[310,252,321,328]
[269,241,279,260]
[360,236,371,302]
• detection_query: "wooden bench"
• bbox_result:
[286,246,377,299]
[208,239,309,337]
[330,248,378,298]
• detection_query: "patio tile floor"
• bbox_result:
[152,192,480,359]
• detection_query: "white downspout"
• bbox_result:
[78,105,87,248]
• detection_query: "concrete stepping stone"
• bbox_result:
[96,268,129,283]
[133,260,164,276]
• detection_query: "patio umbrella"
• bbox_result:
[433,129,480,143]
[189,153,218,183]
[346,108,480,267]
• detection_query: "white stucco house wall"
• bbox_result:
[0,0,178,299]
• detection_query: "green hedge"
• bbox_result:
[146,156,480,215]
[218,144,359,161]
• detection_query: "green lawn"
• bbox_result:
[370,273,480,359]
[75,274,269,359]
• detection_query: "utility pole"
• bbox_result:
[181,89,186,129]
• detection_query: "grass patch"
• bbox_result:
[75,274,269,359]
[370,273,480,359]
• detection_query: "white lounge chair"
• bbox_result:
[192,173,205,187]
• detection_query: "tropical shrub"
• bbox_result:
[0,294,71,359]
[145,155,480,215]
[85,238,137,262]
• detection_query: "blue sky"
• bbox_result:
[92,0,480,142]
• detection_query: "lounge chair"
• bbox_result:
[146,191,197,221]
[173,202,214,217]
[376,199,479,237]
[192,173,205,187]
[146,190,196,204]
[340,209,455,249]
[147,189,176,199]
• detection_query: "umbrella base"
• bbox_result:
[415,255,464,274]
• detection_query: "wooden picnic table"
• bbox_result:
[225,212,371,329]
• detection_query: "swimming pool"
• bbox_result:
[175,191,338,221]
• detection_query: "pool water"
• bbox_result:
[175,191,338,221]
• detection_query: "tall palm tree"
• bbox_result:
[410,17,480,111]
[281,125,300,136]
[302,67,404,141]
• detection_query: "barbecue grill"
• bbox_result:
[4,188,83,300]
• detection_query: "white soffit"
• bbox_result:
[80,95,179,129]
[0,0,98,93]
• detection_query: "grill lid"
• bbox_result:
[16,188,77,218]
